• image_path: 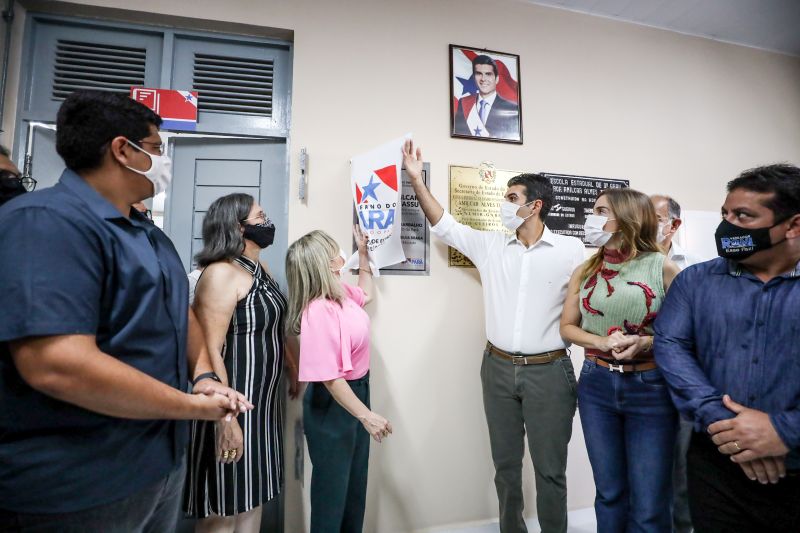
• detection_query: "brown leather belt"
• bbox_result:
[586,355,658,373]
[487,342,567,366]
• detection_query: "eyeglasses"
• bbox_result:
[241,212,270,224]
[137,140,165,155]
[0,170,37,192]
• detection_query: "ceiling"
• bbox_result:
[526,0,800,56]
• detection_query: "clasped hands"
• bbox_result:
[600,331,648,361]
[708,395,790,485]
[194,378,254,422]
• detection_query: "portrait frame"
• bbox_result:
[449,44,523,144]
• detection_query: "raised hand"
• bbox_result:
[402,139,424,182]
[353,224,368,255]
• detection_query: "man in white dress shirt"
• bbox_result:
[652,195,700,271]
[403,140,584,533]
[651,194,700,533]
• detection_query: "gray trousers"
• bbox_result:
[480,347,578,533]
[1,459,186,533]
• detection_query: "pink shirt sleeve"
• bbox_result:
[342,283,365,307]
[298,298,353,382]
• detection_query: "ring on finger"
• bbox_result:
[223,450,230,460]
[733,441,742,452]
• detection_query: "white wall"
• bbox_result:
[3,0,800,531]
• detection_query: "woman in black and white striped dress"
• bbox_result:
[184,193,298,532]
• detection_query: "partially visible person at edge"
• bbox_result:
[285,227,392,533]
[0,143,35,208]
[404,139,584,533]
[0,90,251,532]
[560,187,681,533]
[655,164,800,533]
[650,193,701,533]
[184,192,299,533]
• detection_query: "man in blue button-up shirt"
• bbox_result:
[0,91,252,531]
[654,163,800,533]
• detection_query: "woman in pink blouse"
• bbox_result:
[285,227,392,533]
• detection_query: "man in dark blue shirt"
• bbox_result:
[0,91,252,532]
[654,164,800,533]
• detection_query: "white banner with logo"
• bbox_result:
[346,134,410,275]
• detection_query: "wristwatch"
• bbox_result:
[192,371,222,386]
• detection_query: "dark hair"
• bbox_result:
[195,193,254,268]
[472,55,498,76]
[0,145,9,158]
[727,164,800,222]
[507,173,554,218]
[55,90,162,172]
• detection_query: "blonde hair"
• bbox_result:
[579,188,661,283]
[285,230,345,335]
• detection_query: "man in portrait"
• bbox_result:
[454,54,520,141]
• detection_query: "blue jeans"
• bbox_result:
[578,359,678,533]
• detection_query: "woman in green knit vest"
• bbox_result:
[560,188,681,533]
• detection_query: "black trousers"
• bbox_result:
[304,375,370,533]
[687,433,800,533]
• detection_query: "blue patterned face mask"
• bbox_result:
[715,219,786,259]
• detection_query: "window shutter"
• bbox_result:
[192,53,273,116]
[52,39,147,99]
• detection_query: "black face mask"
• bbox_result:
[715,218,786,260]
[242,222,275,249]
[0,176,27,207]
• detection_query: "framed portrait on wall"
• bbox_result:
[449,44,522,144]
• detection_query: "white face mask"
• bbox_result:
[500,200,535,231]
[583,214,616,247]
[125,140,173,197]
[656,220,671,244]
[331,248,348,276]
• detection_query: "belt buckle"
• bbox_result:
[512,356,527,366]
[608,362,625,373]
